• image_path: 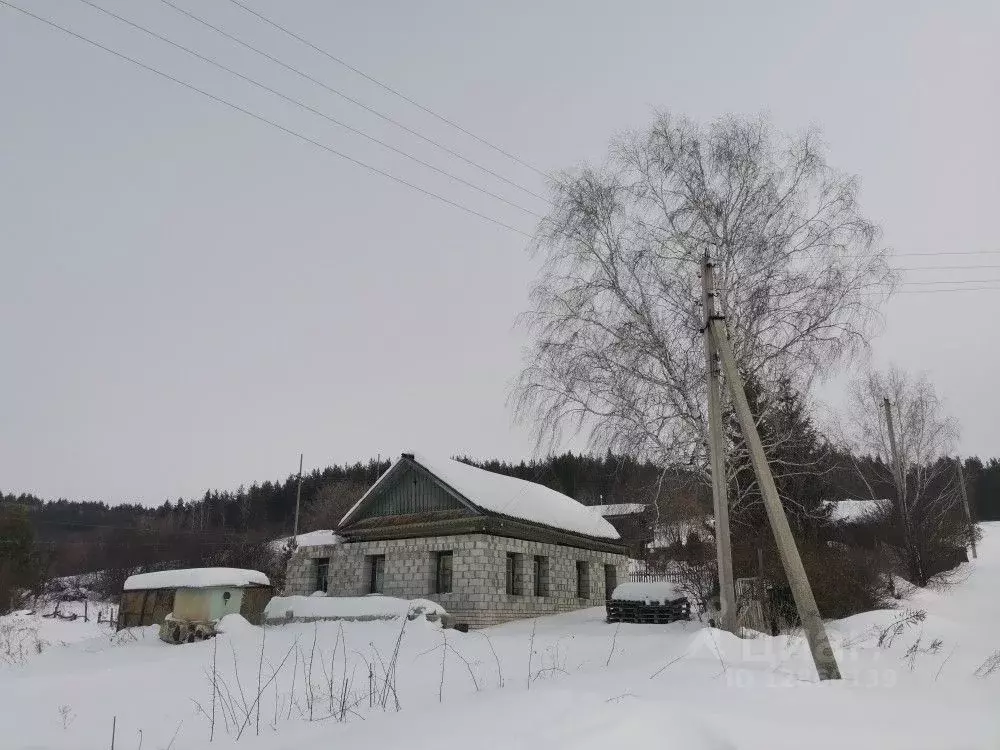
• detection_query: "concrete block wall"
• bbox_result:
[285,542,340,595]
[285,534,627,629]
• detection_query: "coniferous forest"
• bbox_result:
[3,447,1000,594]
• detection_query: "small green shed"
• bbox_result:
[117,568,272,630]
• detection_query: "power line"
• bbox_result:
[158,0,548,203]
[893,249,1000,257]
[900,278,1000,286]
[893,264,1000,271]
[0,1,533,237]
[73,0,541,218]
[226,0,547,177]
[7,1,994,271]
[893,286,1000,294]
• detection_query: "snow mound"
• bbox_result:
[612,581,685,603]
[343,454,619,539]
[558,700,734,750]
[123,567,270,591]
[215,614,254,634]
[265,595,447,623]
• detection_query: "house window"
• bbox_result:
[435,551,453,594]
[314,557,330,593]
[533,555,549,597]
[505,552,523,595]
[604,564,618,600]
[576,561,590,599]
[367,554,385,594]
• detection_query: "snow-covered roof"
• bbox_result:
[826,499,883,524]
[648,517,713,550]
[271,529,342,551]
[611,581,686,604]
[588,503,647,517]
[123,568,270,591]
[342,453,620,540]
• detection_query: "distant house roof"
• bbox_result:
[123,568,270,591]
[271,529,341,551]
[340,453,620,540]
[825,499,884,524]
[588,503,647,517]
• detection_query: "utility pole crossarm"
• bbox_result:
[708,315,842,681]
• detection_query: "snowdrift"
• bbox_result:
[264,594,448,624]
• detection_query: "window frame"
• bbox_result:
[505,552,522,595]
[533,555,549,597]
[314,557,330,593]
[368,554,385,594]
[604,563,617,600]
[576,560,590,599]
[435,550,454,594]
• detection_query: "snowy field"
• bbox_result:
[3,528,1000,749]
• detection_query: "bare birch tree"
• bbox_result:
[841,367,965,586]
[514,113,895,479]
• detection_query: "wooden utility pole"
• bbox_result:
[757,547,772,635]
[884,398,922,584]
[293,453,304,543]
[883,398,907,508]
[701,257,736,633]
[708,313,842,680]
[955,457,977,559]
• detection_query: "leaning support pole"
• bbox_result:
[709,318,842,681]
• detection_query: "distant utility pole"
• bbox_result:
[701,256,736,634]
[955,457,977,559]
[704,258,841,680]
[884,398,922,584]
[883,398,907,506]
[293,453,304,543]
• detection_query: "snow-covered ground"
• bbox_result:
[0,599,117,667]
[3,526,1000,749]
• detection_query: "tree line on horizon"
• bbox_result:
[2,445,999,583]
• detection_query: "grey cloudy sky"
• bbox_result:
[2,0,998,505]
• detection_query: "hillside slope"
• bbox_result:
[2,526,999,749]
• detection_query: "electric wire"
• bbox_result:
[225,0,547,177]
[158,0,548,202]
[0,0,533,237]
[72,0,542,218]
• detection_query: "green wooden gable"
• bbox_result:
[354,462,472,520]
[338,456,625,554]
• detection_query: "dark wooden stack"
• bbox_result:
[605,596,690,624]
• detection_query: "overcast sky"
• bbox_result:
[2,0,998,505]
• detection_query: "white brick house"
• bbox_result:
[284,453,627,628]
